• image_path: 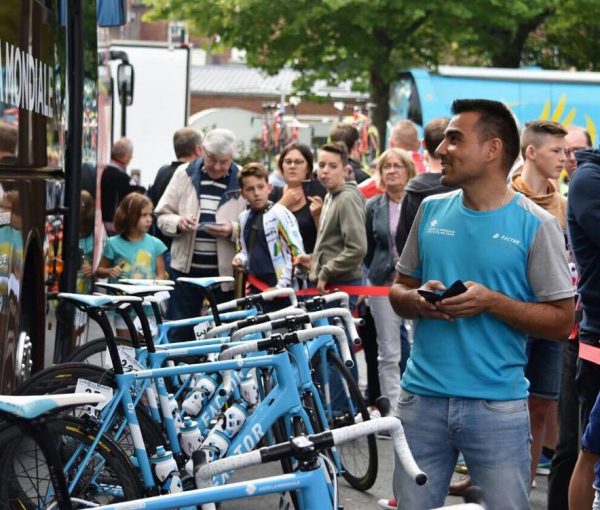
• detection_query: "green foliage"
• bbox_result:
[524,0,600,71]
[144,0,600,135]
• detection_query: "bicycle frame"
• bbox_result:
[95,467,331,510]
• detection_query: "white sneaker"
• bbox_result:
[377,498,397,509]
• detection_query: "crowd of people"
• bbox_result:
[93,98,600,510]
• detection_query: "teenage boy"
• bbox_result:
[510,119,569,486]
[232,162,304,295]
[295,142,367,310]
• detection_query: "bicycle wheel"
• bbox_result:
[312,349,378,491]
[0,416,143,508]
[66,336,134,366]
[15,363,165,458]
[16,362,115,395]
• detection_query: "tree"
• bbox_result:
[144,0,592,142]
[144,0,466,145]
[524,0,600,71]
[458,0,560,68]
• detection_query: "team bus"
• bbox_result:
[0,0,127,391]
[389,66,600,145]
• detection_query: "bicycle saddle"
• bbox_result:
[0,393,105,419]
[58,292,142,307]
[177,276,234,288]
[119,278,175,286]
[95,282,173,296]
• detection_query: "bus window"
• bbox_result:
[389,73,423,128]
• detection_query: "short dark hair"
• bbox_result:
[278,142,314,178]
[520,120,567,157]
[330,123,359,152]
[451,99,520,170]
[423,117,449,156]
[113,192,153,235]
[238,162,269,188]
[319,142,349,166]
[173,128,202,159]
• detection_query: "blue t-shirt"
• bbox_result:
[397,190,573,400]
[103,233,167,283]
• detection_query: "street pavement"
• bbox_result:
[223,435,548,508]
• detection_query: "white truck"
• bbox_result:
[109,40,191,188]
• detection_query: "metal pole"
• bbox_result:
[121,89,127,137]
[54,0,84,362]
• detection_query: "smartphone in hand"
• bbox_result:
[417,280,468,303]
[417,289,443,303]
[301,179,327,199]
[442,280,468,298]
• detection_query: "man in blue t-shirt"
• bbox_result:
[389,99,574,510]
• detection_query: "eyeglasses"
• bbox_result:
[382,163,406,171]
[565,147,588,157]
[283,158,306,166]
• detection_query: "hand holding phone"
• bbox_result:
[301,179,327,199]
[417,280,468,303]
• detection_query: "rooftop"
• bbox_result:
[190,64,367,99]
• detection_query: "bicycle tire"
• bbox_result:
[14,363,165,458]
[15,362,115,395]
[0,416,143,508]
[66,336,134,366]
[312,350,378,491]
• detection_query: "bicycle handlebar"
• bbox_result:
[194,416,427,486]
[206,306,301,339]
[306,307,361,345]
[218,325,352,396]
[261,287,298,306]
[222,325,352,367]
[230,307,360,346]
[301,291,349,310]
[229,309,306,342]
[217,288,298,312]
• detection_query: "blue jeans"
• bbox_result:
[393,390,531,510]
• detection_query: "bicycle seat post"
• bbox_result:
[87,307,125,376]
[129,301,158,353]
[116,304,144,349]
[200,285,222,327]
